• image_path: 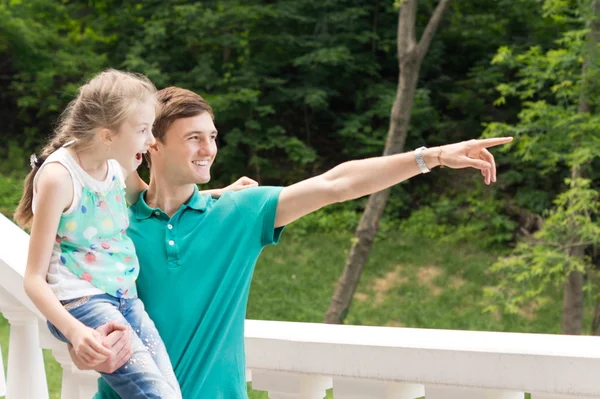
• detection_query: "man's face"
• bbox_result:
[151,112,218,185]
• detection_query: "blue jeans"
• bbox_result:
[48,294,181,399]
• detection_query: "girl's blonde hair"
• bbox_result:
[14,69,157,228]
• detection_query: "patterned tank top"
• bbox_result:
[35,147,139,299]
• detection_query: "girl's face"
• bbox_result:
[110,98,156,173]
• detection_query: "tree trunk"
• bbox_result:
[325,0,453,324]
[562,0,599,335]
[372,0,380,53]
[594,248,600,335]
[562,164,585,334]
[562,225,585,334]
[592,297,600,335]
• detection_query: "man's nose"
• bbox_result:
[198,139,216,155]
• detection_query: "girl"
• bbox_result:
[14,69,254,398]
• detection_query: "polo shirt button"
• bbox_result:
[168,240,175,246]
[167,224,173,230]
[154,211,160,216]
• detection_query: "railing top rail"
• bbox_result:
[244,320,600,396]
[246,319,600,358]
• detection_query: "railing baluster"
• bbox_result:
[251,371,331,399]
[333,378,424,399]
[0,343,6,396]
[388,382,425,399]
[530,395,596,399]
[38,322,100,399]
[0,289,49,399]
[50,347,99,399]
[425,386,524,399]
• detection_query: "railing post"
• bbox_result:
[0,288,49,399]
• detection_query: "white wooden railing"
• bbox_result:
[1,212,600,399]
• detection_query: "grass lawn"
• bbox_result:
[0,226,568,398]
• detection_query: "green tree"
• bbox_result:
[0,0,106,173]
[484,0,600,335]
[325,0,453,324]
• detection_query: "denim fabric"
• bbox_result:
[48,294,181,399]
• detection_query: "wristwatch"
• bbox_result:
[414,146,430,174]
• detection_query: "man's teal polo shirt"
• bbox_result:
[95,185,284,398]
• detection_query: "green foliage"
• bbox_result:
[482,0,600,325]
[0,0,106,170]
[285,201,365,237]
[484,24,600,173]
[398,189,517,249]
[0,0,572,224]
[484,179,600,317]
[0,173,24,219]
[541,178,600,245]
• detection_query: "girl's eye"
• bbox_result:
[140,128,147,134]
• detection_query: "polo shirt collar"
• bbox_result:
[131,185,209,220]
[183,185,210,211]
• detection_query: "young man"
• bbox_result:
[71,86,512,398]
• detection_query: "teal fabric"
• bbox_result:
[95,185,284,399]
[57,176,139,298]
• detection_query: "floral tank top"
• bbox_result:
[44,150,140,299]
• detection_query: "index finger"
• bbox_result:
[472,137,513,149]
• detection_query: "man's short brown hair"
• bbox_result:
[153,86,214,142]
[146,87,214,166]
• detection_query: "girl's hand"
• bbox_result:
[68,325,112,366]
[223,176,258,192]
[69,321,133,373]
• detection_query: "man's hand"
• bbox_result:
[223,176,258,192]
[206,176,259,198]
[68,321,133,373]
[433,137,513,185]
[67,324,112,365]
